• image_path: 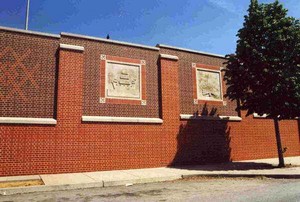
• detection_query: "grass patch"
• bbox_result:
[0,180,44,188]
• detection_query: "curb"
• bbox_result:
[0,175,181,196]
[1,173,299,196]
[181,174,300,179]
[0,182,104,196]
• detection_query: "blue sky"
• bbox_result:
[0,0,299,55]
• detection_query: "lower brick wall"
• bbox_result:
[228,111,300,161]
[1,115,298,176]
[173,116,299,166]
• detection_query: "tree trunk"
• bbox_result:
[273,118,285,167]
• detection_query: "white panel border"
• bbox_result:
[82,116,163,123]
[0,117,57,125]
[180,114,242,121]
[253,113,298,119]
[60,43,84,51]
[253,113,268,118]
[159,54,179,61]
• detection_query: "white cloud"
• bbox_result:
[207,0,238,13]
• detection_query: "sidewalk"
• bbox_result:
[0,156,299,195]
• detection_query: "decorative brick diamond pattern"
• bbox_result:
[0,47,39,102]
[0,30,58,118]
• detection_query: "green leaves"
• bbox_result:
[224,0,300,120]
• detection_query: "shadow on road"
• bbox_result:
[170,161,276,171]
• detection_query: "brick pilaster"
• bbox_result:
[57,46,84,126]
[159,55,181,164]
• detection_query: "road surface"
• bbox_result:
[1,177,299,202]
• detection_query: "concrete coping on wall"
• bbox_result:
[0,26,61,39]
[61,32,160,51]
[180,114,242,121]
[82,116,163,124]
[157,44,225,59]
[0,117,57,125]
[253,113,268,119]
[60,43,84,52]
[159,54,179,61]
[253,113,299,120]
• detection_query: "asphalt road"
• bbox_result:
[1,177,300,202]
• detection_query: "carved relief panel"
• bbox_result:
[99,55,146,105]
[196,69,222,101]
[192,63,226,106]
[106,62,141,99]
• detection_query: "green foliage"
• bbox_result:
[224,0,300,120]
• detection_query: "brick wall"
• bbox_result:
[0,28,299,176]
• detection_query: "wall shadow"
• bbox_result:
[298,119,300,144]
[169,104,232,167]
[168,103,280,171]
[53,50,60,120]
[156,58,163,119]
[168,114,277,170]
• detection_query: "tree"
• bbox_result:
[224,0,300,167]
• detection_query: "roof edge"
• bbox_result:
[0,26,226,57]
[61,32,160,51]
[157,44,225,58]
[0,26,60,39]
